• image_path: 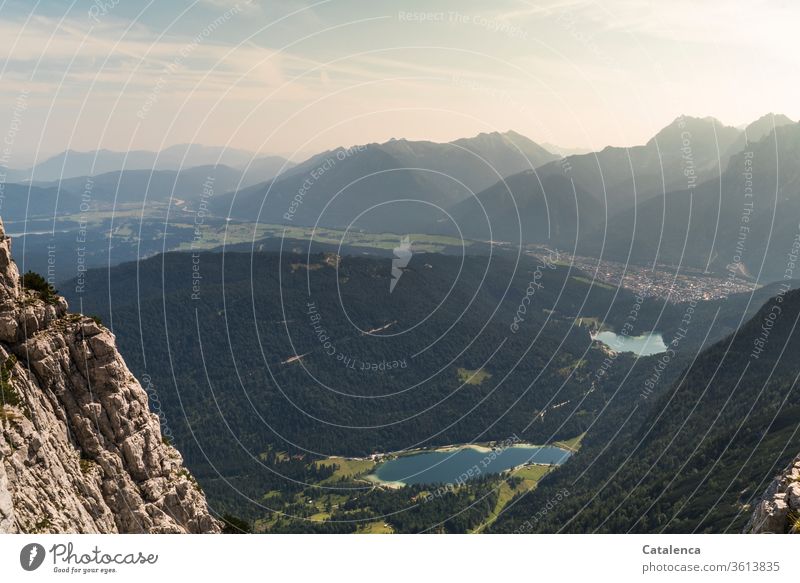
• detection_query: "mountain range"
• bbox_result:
[214,130,559,232]
[33,162,290,206]
[436,170,602,246]
[2,106,800,532]
[3,144,291,182]
[534,115,743,211]
[0,160,292,225]
[206,114,798,273]
[583,117,800,280]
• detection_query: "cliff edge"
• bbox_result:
[746,453,800,533]
[0,218,220,533]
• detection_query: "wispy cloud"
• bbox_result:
[0,0,796,157]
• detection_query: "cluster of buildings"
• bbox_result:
[529,246,756,303]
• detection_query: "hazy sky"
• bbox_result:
[1,0,798,164]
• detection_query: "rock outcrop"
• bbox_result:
[0,218,220,533]
[746,453,800,534]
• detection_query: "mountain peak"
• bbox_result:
[449,130,559,164]
[743,113,795,143]
[451,129,531,144]
[651,115,727,139]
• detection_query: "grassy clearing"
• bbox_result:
[556,358,586,378]
[571,276,615,290]
[289,262,324,272]
[574,316,612,331]
[174,222,472,254]
[457,367,492,386]
[356,521,394,534]
[513,465,552,482]
[315,457,376,481]
[552,432,586,452]
[309,511,332,522]
[471,465,553,533]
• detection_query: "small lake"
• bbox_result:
[370,445,571,486]
[592,330,667,356]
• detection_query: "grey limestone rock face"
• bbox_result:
[746,454,800,534]
[0,218,220,533]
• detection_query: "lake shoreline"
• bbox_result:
[591,329,668,356]
[364,442,573,487]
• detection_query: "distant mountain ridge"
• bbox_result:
[533,115,743,212]
[437,113,798,266]
[432,115,788,249]
[4,114,794,256]
[438,170,602,247]
[0,158,293,225]
[31,162,290,206]
[582,118,800,279]
[213,131,559,231]
[5,144,292,182]
[743,113,795,142]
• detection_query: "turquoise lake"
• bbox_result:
[370,445,571,486]
[592,330,667,356]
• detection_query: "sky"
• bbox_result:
[1,0,798,165]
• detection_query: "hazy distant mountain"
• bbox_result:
[241,155,296,182]
[10,144,290,182]
[0,182,62,223]
[219,145,450,232]
[723,113,795,159]
[438,170,602,247]
[744,112,795,141]
[33,162,290,206]
[582,121,800,279]
[445,130,558,185]
[534,116,742,212]
[216,131,559,231]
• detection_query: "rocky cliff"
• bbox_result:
[746,453,800,534]
[0,218,220,533]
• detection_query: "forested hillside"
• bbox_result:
[64,248,648,519]
[492,286,800,533]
